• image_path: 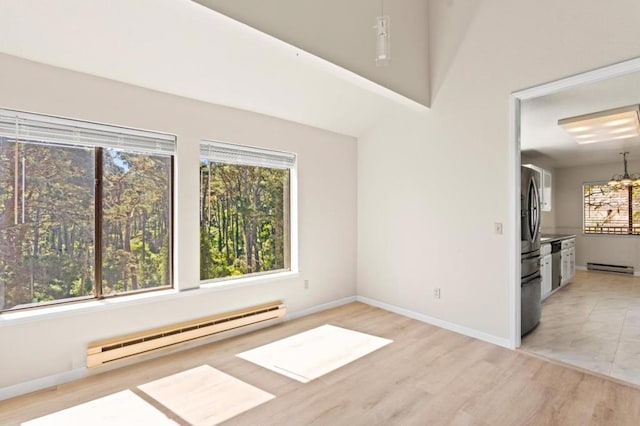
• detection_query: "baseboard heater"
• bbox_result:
[587,262,634,275]
[87,301,286,368]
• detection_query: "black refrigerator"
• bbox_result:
[521,166,542,336]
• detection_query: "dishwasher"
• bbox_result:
[551,241,562,290]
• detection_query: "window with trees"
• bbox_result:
[199,141,296,281]
[0,109,174,311]
[584,183,640,235]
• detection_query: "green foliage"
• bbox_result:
[101,150,171,295]
[199,161,288,280]
[0,139,171,310]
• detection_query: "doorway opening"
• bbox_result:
[510,58,640,379]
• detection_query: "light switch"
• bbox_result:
[494,222,503,235]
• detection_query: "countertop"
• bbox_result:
[540,234,576,244]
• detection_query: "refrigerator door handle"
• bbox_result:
[521,251,540,261]
[522,272,541,286]
[528,176,540,242]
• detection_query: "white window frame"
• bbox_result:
[199,140,298,287]
[582,181,639,236]
[0,108,176,312]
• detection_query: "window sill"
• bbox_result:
[582,233,640,238]
[0,288,179,327]
[199,270,300,292]
[0,271,299,327]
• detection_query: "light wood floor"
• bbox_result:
[3,302,640,425]
[522,270,640,384]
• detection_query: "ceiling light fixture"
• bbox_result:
[608,151,640,187]
[375,0,390,67]
[558,105,640,145]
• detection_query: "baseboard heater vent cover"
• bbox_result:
[87,301,286,368]
[587,262,634,275]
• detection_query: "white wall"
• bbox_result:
[358,0,640,342]
[0,53,357,395]
[4,0,640,399]
[554,160,640,270]
[428,0,482,104]
[193,0,430,106]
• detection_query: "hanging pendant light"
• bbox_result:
[608,152,640,187]
[375,0,390,67]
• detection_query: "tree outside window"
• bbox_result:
[199,142,294,281]
[584,183,640,235]
[0,110,174,311]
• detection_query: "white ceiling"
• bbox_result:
[0,0,426,138]
[521,71,640,168]
[193,0,431,107]
[3,0,637,162]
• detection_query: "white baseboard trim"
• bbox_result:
[286,296,357,321]
[0,368,85,402]
[356,295,513,349]
[3,294,509,402]
[0,295,359,402]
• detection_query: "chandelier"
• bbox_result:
[608,152,640,187]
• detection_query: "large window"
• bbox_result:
[199,141,295,281]
[584,183,640,235]
[0,109,174,311]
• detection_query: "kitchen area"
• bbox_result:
[528,163,577,302]
[518,71,640,385]
[520,163,576,336]
[540,234,575,302]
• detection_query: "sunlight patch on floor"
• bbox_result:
[236,324,392,382]
[138,365,274,426]
[22,390,177,426]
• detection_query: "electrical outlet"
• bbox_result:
[433,288,441,299]
[494,222,503,235]
[304,279,309,290]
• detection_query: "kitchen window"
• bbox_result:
[199,141,296,282]
[583,182,640,235]
[0,109,175,311]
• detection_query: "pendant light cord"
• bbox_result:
[623,152,630,177]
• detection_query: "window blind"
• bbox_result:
[0,108,176,155]
[200,140,296,169]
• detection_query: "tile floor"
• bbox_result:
[522,269,640,385]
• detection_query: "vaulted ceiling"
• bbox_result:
[0,0,427,138]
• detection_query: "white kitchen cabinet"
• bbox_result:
[540,253,552,300]
[523,164,552,211]
[560,237,575,285]
[541,169,552,211]
[561,249,570,286]
[569,246,575,281]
